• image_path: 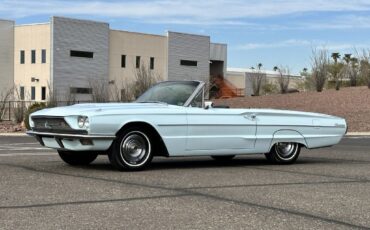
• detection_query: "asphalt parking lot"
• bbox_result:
[0,136,369,229]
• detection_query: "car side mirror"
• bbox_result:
[204,101,214,109]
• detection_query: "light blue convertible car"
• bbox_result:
[27,81,347,171]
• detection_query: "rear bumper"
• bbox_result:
[26,130,115,151]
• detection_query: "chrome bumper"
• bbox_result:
[26,130,115,139]
[26,130,115,150]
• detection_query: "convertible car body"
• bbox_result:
[27,81,347,170]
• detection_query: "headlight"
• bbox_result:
[29,117,34,128]
[77,116,89,128]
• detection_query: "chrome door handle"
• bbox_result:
[244,113,256,120]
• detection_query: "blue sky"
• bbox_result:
[2,0,370,74]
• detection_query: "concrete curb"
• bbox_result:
[0,132,28,136]
[0,132,370,137]
[346,132,370,136]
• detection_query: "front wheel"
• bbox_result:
[264,142,301,164]
[108,128,153,171]
[58,150,98,165]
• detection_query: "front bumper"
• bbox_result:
[26,130,115,151]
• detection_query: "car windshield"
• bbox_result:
[136,81,200,106]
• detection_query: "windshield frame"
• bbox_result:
[136,80,205,107]
[184,81,205,107]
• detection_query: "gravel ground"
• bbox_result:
[215,86,370,132]
[0,121,25,133]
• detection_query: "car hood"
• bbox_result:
[30,103,175,117]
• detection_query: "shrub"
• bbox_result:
[13,101,26,124]
[24,102,47,130]
[262,81,278,94]
[311,48,329,92]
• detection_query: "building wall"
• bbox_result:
[109,30,167,89]
[14,23,50,101]
[167,32,210,83]
[226,70,304,96]
[226,72,246,89]
[0,20,14,96]
[51,17,109,101]
[210,43,227,75]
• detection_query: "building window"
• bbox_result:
[20,50,25,64]
[70,87,92,94]
[41,87,46,100]
[121,55,126,68]
[41,49,46,63]
[31,87,36,100]
[150,57,155,70]
[180,60,197,66]
[31,50,36,64]
[20,86,25,100]
[70,50,94,58]
[136,56,140,68]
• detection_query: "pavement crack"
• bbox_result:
[181,179,370,190]
[0,194,191,210]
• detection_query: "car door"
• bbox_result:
[186,106,257,152]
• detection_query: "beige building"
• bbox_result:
[0,16,227,102]
[14,23,51,101]
[109,30,167,87]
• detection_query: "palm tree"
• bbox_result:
[302,67,308,73]
[257,63,263,70]
[344,54,352,64]
[331,52,341,64]
[349,57,359,86]
[273,66,279,71]
[331,52,342,90]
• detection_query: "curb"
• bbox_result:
[346,132,370,136]
[0,133,28,137]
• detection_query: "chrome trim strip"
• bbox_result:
[184,82,206,107]
[26,131,115,139]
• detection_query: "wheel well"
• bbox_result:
[268,130,308,152]
[116,122,169,157]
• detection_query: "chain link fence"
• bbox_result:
[0,100,94,121]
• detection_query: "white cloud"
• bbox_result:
[236,39,312,50]
[2,0,370,27]
[300,15,370,30]
[235,39,370,51]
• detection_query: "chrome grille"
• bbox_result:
[32,117,72,132]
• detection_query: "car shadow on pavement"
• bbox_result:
[76,156,323,172]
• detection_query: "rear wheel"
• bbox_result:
[58,150,98,165]
[264,142,300,164]
[211,155,235,161]
[108,128,153,171]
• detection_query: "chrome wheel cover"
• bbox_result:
[274,142,298,160]
[120,131,151,167]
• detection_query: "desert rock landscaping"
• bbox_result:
[215,86,370,132]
